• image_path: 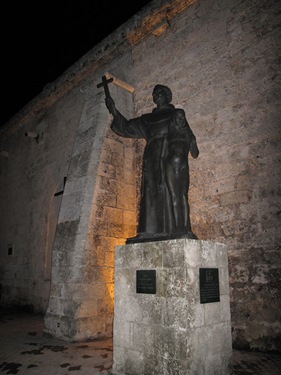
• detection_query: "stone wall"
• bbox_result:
[0,0,280,350]
[126,0,281,351]
[0,90,83,311]
[43,82,140,340]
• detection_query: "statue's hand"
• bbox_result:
[105,96,116,115]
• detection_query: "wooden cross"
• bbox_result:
[97,75,114,98]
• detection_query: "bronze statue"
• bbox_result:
[101,80,199,243]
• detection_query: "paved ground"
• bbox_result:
[0,312,280,374]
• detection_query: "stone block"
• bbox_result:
[112,239,232,374]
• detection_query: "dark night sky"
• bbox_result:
[1,1,152,126]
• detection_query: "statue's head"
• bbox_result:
[152,84,172,105]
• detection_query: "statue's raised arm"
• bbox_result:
[105,96,118,117]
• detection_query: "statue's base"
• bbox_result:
[126,231,198,244]
[112,239,233,375]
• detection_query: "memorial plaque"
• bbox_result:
[199,268,220,304]
[136,270,156,294]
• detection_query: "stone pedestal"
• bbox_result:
[112,239,233,375]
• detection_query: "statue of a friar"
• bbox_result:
[99,78,199,243]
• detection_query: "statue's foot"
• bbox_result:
[126,232,164,244]
[179,231,198,240]
[126,231,198,244]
